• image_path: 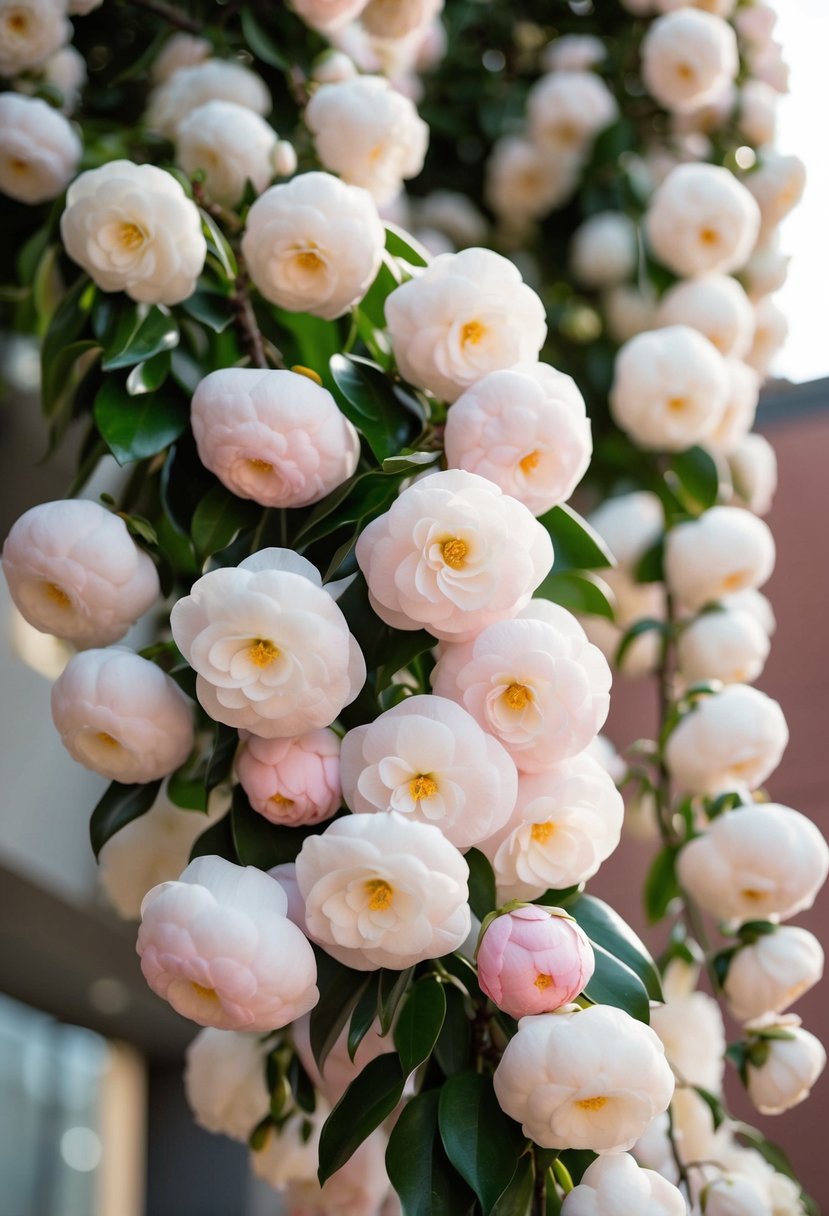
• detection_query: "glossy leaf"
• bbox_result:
[126,349,171,396]
[378,966,415,1035]
[385,1090,477,1216]
[191,485,260,560]
[347,973,381,1063]
[385,224,430,268]
[330,353,415,461]
[434,984,471,1076]
[615,618,666,669]
[438,1072,526,1214]
[189,810,237,862]
[567,894,663,1002]
[241,8,288,68]
[89,778,162,859]
[644,845,681,924]
[231,785,321,869]
[310,951,373,1073]
[536,571,615,620]
[204,722,238,795]
[666,445,720,514]
[167,767,208,812]
[466,849,496,922]
[395,980,447,1076]
[583,942,650,1022]
[179,290,233,333]
[491,1155,535,1216]
[539,504,614,572]
[318,1053,405,1183]
[101,306,179,370]
[374,629,434,695]
[200,208,237,279]
[93,378,188,465]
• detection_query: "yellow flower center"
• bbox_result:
[667,396,688,413]
[676,62,696,82]
[364,879,394,911]
[441,538,468,569]
[699,226,720,246]
[741,888,765,902]
[118,222,145,251]
[45,581,72,607]
[504,683,532,710]
[461,320,486,347]
[9,156,29,173]
[575,1096,608,1112]
[191,982,219,1003]
[7,10,28,32]
[531,821,556,844]
[246,458,273,473]
[295,250,323,271]
[96,732,120,748]
[409,774,438,801]
[291,364,323,385]
[722,570,749,591]
[268,792,295,810]
[534,973,554,990]
[554,121,580,146]
[519,449,541,475]
[247,639,279,668]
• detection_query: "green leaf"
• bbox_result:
[179,289,233,333]
[438,1072,526,1214]
[381,450,440,475]
[204,722,238,795]
[273,308,342,381]
[539,504,614,573]
[126,349,171,396]
[241,8,289,68]
[385,1090,477,1216]
[693,1086,726,1130]
[93,378,188,465]
[375,629,434,695]
[491,1155,534,1216]
[395,980,447,1076]
[733,1123,817,1216]
[41,275,97,414]
[101,306,179,370]
[358,259,401,332]
[167,767,208,812]
[535,571,615,620]
[189,811,237,862]
[318,1054,406,1184]
[665,446,721,514]
[465,849,496,922]
[615,618,666,669]
[378,966,415,1035]
[438,952,484,1003]
[583,943,650,1022]
[568,895,663,1002]
[310,951,373,1072]
[191,485,260,560]
[644,845,681,924]
[200,208,238,279]
[41,339,101,420]
[434,984,471,1076]
[231,785,320,869]
[634,538,664,584]
[295,468,406,549]
[385,224,430,268]
[347,973,382,1063]
[89,779,162,860]
[330,353,415,462]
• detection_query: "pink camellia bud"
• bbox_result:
[476,904,594,1019]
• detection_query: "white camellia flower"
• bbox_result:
[150,32,212,83]
[650,987,726,1093]
[384,248,547,403]
[609,325,730,452]
[0,93,80,204]
[296,811,470,970]
[542,33,606,73]
[61,161,206,305]
[678,803,829,923]
[340,694,518,850]
[251,1103,324,1189]
[493,1005,675,1153]
[677,606,771,685]
[745,152,806,240]
[0,0,70,77]
[741,237,789,300]
[646,163,761,277]
[664,507,775,612]
[655,274,755,358]
[744,1015,827,1115]
[175,100,277,207]
[290,0,369,34]
[145,58,271,140]
[486,135,580,224]
[707,358,761,455]
[51,648,194,783]
[241,171,384,320]
[570,212,638,290]
[356,469,553,642]
[361,0,442,39]
[479,753,623,902]
[703,1173,773,1216]
[745,295,788,377]
[305,75,428,205]
[588,491,663,571]
[184,1028,270,1141]
[602,283,657,344]
[561,1153,686,1216]
[738,79,778,147]
[170,548,365,738]
[729,433,778,516]
[666,684,788,796]
[2,499,159,647]
[277,1126,394,1216]
[634,1087,720,1182]
[138,855,319,1030]
[414,190,487,248]
[443,362,591,516]
[527,70,618,156]
[191,368,360,508]
[724,927,824,1023]
[641,8,738,114]
[582,571,666,678]
[35,44,87,113]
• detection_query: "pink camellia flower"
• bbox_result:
[477,904,594,1019]
[292,1010,396,1103]
[2,499,159,648]
[443,363,592,517]
[137,855,319,1031]
[289,0,369,33]
[356,470,553,642]
[236,728,341,826]
[51,647,194,783]
[191,368,360,509]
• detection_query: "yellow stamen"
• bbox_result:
[248,639,279,668]
[667,396,687,413]
[7,11,28,31]
[531,821,555,844]
[119,222,144,251]
[246,458,273,473]
[291,364,323,385]
[9,156,28,173]
[365,879,393,911]
[741,888,765,902]
[45,581,71,607]
[504,683,532,710]
[269,792,295,810]
[295,250,323,271]
[722,570,748,591]
[576,1096,608,1112]
[96,732,120,748]
[191,982,219,1002]
[519,450,541,475]
[554,121,580,146]
[699,227,719,246]
[534,973,554,990]
[409,774,438,801]
[676,62,695,81]
[442,538,468,569]
[461,320,486,347]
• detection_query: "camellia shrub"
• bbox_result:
[0,0,824,1214]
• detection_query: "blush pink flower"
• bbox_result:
[292,1011,396,1103]
[191,368,360,508]
[477,904,594,1019]
[443,363,592,516]
[236,728,341,826]
[137,855,319,1030]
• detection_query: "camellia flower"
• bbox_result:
[241,171,384,320]
[0,93,81,204]
[35,44,87,114]
[702,1173,773,1216]
[305,75,428,205]
[150,32,212,83]
[275,1126,394,1216]
[677,803,829,923]
[476,905,595,1020]
[745,151,806,240]
[443,362,592,516]
[570,211,638,290]
[745,295,788,377]
[526,70,618,156]
[561,1153,687,1216]
[493,1004,675,1153]
[61,160,206,305]
[479,753,623,901]
[2,499,159,647]
[295,811,470,970]
[542,33,606,73]
[360,0,442,39]
[641,8,738,114]
[723,926,824,1024]
[655,274,755,358]
[384,248,547,403]
[645,163,761,277]
[184,1028,270,1141]
[356,469,553,641]
[666,684,788,795]
[582,571,666,678]
[729,433,778,516]
[588,491,663,571]
[236,728,341,826]
[51,647,194,783]
[664,506,775,611]
[744,1015,827,1115]
[650,986,726,1093]
[741,237,789,301]
[602,282,657,344]
[0,0,70,77]
[170,548,366,738]
[190,368,360,508]
[340,694,518,850]
[432,598,611,769]
[738,78,778,147]
[609,325,730,452]
[486,135,581,223]
[289,0,369,33]
[292,1011,396,1104]
[677,606,770,686]
[175,100,277,207]
[138,855,319,1030]
[145,58,271,140]
[415,190,487,248]
[707,358,761,455]
[251,1103,324,1190]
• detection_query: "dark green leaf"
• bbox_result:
[191,485,260,560]
[204,722,238,795]
[126,349,171,395]
[200,208,237,279]
[385,1089,477,1216]
[318,1054,405,1183]
[358,259,401,332]
[491,1155,534,1216]
[434,984,471,1076]
[634,538,664,584]
[167,767,208,812]
[693,1086,726,1131]
[535,571,615,620]
[179,289,233,333]
[288,1053,317,1115]
[375,629,434,695]
[330,353,415,462]
[189,810,237,862]
[310,950,373,1073]
[378,966,415,1035]
[438,952,484,1003]
[465,849,496,922]
[295,468,405,549]
[557,1150,596,1187]
[273,308,342,381]
[583,943,650,1022]
[93,378,188,465]
[539,504,614,573]
[90,779,162,859]
[666,446,721,514]
[381,450,440,474]
[395,981,447,1076]
[568,894,663,1002]
[615,618,666,669]
[385,225,429,268]
[644,845,681,924]
[438,1072,526,1214]
[41,339,101,420]
[101,306,179,370]
[231,785,320,869]
[241,8,289,68]
[347,973,381,1063]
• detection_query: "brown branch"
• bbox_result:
[231,266,269,370]
[125,0,203,34]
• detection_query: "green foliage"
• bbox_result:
[395,980,447,1076]
[568,894,663,1002]
[643,845,682,924]
[438,1073,527,1213]
[89,778,162,859]
[385,1090,477,1216]
[317,1054,406,1184]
